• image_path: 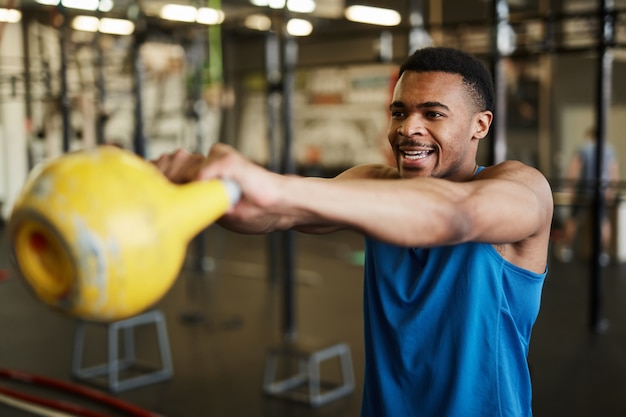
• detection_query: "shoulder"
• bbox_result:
[476,160,550,190]
[475,160,554,232]
[476,160,553,213]
[335,164,400,180]
[478,160,553,272]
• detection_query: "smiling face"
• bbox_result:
[388,71,493,181]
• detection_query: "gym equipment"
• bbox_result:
[72,309,173,393]
[263,341,355,407]
[8,145,240,322]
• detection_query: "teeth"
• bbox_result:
[403,150,431,160]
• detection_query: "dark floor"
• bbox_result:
[1,224,626,416]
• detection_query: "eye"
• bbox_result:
[425,111,444,119]
[390,109,405,118]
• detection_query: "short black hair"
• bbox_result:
[398,47,494,113]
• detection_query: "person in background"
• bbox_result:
[154,47,553,417]
[557,127,619,264]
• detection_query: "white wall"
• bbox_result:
[237,64,395,169]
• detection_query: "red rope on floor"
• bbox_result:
[0,384,109,417]
[0,369,164,417]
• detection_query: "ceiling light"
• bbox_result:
[0,8,21,23]
[62,0,100,11]
[160,4,197,22]
[286,18,312,36]
[98,0,114,12]
[344,5,401,26]
[197,7,224,25]
[37,0,114,10]
[244,14,272,31]
[72,15,99,32]
[287,0,315,13]
[268,0,286,9]
[72,15,134,35]
[99,17,135,35]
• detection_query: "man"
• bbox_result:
[557,126,619,264]
[155,47,553,417]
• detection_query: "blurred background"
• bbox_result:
[1,1,626,416]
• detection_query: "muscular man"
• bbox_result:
[155,47,553,417]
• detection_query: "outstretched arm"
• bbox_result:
[154,144,552,250]
[264,160,552,249]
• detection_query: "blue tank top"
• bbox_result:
[361,230,546,416]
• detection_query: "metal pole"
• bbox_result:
[537,0,554,176]
[131,3,146,158]
[93,1,105,145]
[21,16,32,134]
[59,5,71,153]
[490,0,509,165]
[408,0,432,54]
[266,31,282,287]
[590,0,614,334]
[281,32,298,343]
[132,43,145,157]
[95,31,106,146]
[263,20,298,342]
[192,28,210,271]
[265,31,282,173]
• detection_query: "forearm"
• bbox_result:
[217,176,350,235]
[271,176,471,246]
[216,163,402,236]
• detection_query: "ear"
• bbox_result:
[473,110,493,140]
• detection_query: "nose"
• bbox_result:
[397,114,425,137]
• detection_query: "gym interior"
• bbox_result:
[1,0,626,416]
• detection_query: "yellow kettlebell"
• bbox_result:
[8,145,240,322]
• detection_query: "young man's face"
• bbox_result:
[387,71,492,181]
